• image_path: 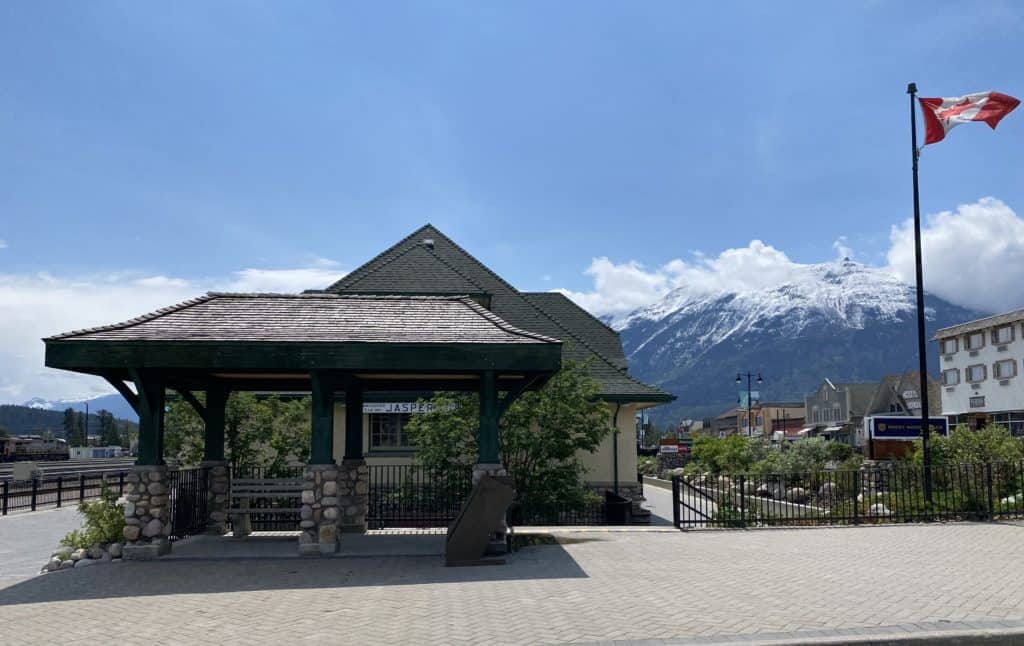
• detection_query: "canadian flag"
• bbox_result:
[919,91,1020,145]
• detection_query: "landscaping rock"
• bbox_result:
[60,560,75,570]
[45,557,62,572]
[786,487,809,504]
[755,484,774,499]
[75,558,98,568]
[869,503,892,517]
[87,545,104,560]
[70,548,87,561]
[123,525,141,541]
[818,482,838,499]
[109,543,123,559]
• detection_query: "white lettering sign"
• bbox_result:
[362,402,434,414]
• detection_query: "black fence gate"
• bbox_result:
[168,467,209,541]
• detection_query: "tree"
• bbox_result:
[96,409,121,446]
[405,360,611,508]
[63,408,77,444]
[0,424,8,439]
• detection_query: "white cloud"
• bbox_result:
[0,239,7,249]
[0,262,345,404]
[558,197,1024,320]
[556,240,796,318]
[886,197,1024,313]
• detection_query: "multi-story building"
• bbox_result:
[934,308,1024,435]
[737,401,805,438]
[803,380,878,445]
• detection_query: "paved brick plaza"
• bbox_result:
[3,522,1024,645]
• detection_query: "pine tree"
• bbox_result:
[63,408,77,443]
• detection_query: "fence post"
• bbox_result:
[57,476,63,508]
[119,472,125,495]
[2,480,7,515]
[31,477,38,512]
[79,474,85,502]
[986,462,994,519]
[738,475,746,528]
[853,470,861,525]
[671,476,681,529]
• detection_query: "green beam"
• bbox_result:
[310,371,335,465]
[344,380,364,460]
[478,370,500,464]
[130,369,165,466]
[204,385,228,462]
[45,341,562,373]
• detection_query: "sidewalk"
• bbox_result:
[2,522,1024,644]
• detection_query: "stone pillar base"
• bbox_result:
[123,464,171,557]
[123,540,171,560]
[338,459,369,534]
[299,464,340,555]
[201,460,230,535]
[472,463,510,555]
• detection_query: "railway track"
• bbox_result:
[0,458,136,482]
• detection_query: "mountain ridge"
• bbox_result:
[610,259,986,424]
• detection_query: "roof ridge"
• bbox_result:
[518,292,628,374]
[341,239,485,294]
[325,224,438,292]
[206,292,468,300]
[458,297,561,344]
[44,293,218,341]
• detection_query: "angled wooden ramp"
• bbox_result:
[445,474,514,566]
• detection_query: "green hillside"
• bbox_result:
[0,404,137,438]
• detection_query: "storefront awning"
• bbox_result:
[798,427,815,436]
[823,426,843,433]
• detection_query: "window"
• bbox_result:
[966,364,987,383]
[369,413,416,450]
[965,331,985,351]
[940,338,958,355]
[994,359,1018,379]
[993,325,1015,345]
[969,396,986,408]
[941,368,960,386]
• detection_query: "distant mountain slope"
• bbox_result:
[612,259,985,424]
[0,404,135,437]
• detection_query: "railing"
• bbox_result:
[167,467,209,541]
[367,464,473,529]
[1,471,128,515]
[671,461,1024,529]
[229,465,304,532]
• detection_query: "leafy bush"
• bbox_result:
[60,484,125,549]
[637,455,659,477]
[690,435,765,474]
[913,424,1024,467]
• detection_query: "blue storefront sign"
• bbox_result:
[868,416,949,441]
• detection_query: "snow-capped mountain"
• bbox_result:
[22,393,138,421]
[614,259,985,424]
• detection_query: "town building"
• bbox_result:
[737,401,805,438]
[803,380,877,445]
[934,308,1024,435]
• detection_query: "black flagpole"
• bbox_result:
[907,82,932,503]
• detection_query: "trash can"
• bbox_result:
[604,490,632,526]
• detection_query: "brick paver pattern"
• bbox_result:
[2,523,1024,645]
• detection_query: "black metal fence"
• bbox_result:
[167,467,209,541]
[507,500,608,526]
[230,465,304,532]
[672,461,1024,529]
[1,471,128,515]
[367,464,473,529]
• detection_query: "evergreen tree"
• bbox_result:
[63,408,77,442]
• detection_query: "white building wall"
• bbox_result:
[938,321,1024,415]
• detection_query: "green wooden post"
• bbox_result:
[204,385,228,462]
[344,379,364,460]
[132,371,166,466]
[310,371,335,465]
[478,370,500,464]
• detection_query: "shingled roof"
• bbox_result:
[46,293,559,345]
[324,224,673,403]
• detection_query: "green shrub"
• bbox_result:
[60,484,125,549]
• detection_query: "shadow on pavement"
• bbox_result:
[0,539,587,606]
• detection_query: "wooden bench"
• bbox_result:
[229,477,304,536]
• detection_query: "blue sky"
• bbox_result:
[2,2,1024,401]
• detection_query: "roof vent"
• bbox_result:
[422,238,435,251]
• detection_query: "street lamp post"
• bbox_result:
[736,372,763,437]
